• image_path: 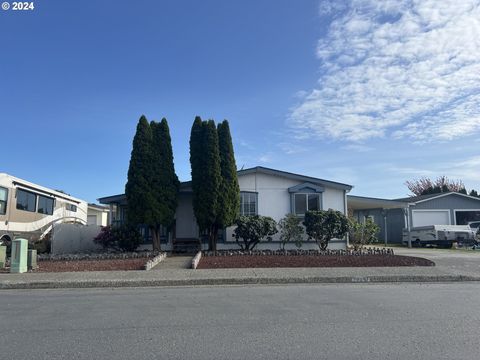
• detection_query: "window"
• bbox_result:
[294,193,320,215]
[38,195,54,215]
[66,203,77,212]
[240,192,257,216]
[16,189,36,212]
[364,215,375,223]
[0,187,7,215]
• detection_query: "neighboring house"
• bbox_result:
[396,192,480,227]
[98,166,353,251]
[87,203,109,226]
[0,173,88,244]
[348,192,480,244]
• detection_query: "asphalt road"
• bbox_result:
[1,283,479,360]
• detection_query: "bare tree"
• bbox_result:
[405,176,466,196]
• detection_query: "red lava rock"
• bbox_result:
[35,258,151,272]
[197,255,434,269]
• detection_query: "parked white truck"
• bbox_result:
[403,225,477,248]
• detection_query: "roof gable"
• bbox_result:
[395,192,480,204]
[237,166,352,191]
[288,182,324,193]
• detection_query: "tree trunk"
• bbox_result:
[212,224,218,252]
[151,227,161,252]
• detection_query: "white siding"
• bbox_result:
[223,171,347,249]
[323,187,346,213]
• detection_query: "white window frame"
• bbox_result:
[240,192,258,216]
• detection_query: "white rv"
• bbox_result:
[0,173,87,245]
[403,225,476,248]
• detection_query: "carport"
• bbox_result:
[347,195,410,246]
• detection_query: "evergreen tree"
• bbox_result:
[149,118,180,251]
[470,189,479,197]
[216,120,240,233]
[189,117,221,250]
[125,116,154,228]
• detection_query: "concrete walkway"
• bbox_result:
[152,255,193,270]
[1,248,480,289]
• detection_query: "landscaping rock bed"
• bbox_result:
[197,249,435,268]
[37,251,159,262]
[35,257,154,272]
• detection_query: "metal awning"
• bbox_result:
[348,195,409,210]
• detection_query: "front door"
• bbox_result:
[175,193,199,239]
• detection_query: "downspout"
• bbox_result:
[383,209,388,247]
[345,189,350,247]
[406,204,414,248]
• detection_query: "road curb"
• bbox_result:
[1,274,480,289]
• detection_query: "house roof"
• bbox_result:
[88,203,109,211]
[98,166,352,204]
[238,166,353,191]
[394,192,480,204]
[347,195,409,210]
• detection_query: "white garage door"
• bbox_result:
[412,210,450,227]
[87,215,97,226]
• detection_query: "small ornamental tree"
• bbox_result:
[233,215,278,250]
[303,209,349,251]
[278,213,304,250]
[348,217,379,250]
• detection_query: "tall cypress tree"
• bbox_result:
[190,116,205,228]
[125,115,154,228]
[190,117,221,250]
[216,120,240,232]
[149,118,180,251]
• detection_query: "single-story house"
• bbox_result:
[348,192,480,244]
[87,203,109,226]
[98,166,353,251]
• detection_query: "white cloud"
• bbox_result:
[341,144,374,152]
[290,0,480,142]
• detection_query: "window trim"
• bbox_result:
[37,195,55,215]
[16,188,37,213]
[0,186,8,215]
[240,191,258,216]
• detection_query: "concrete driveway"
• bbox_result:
[393,247,480,277]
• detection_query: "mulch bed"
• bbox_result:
[34,258,151,272]
[197,255,435,269]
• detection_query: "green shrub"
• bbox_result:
[348,217,380,250]
[233,215,278,250]
[94,225,143,252]
[278,214,304,250]
[303,209,349,250]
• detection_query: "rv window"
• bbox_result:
[16,189,36,212]
[38,195,54,215]
[0,187,7,215]
[66,204,77,212]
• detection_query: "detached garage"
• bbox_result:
[348,191,480,245]
[395,192,480,227]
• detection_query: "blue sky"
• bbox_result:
[1,0,480,203]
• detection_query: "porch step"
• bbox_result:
[172,238,201,254]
